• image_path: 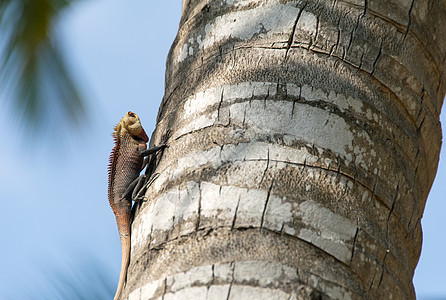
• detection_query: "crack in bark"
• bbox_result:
[242,103,247,128]
[226,261,236,300]
[371,39,383,76]
[416,115,425,134]
[347,1,368,56]
[415,85,425,121]
[350,227,360,265]
[291,85,301,116]
[335,161,341,178]
[368,267,377,291]
[370,170,379,201]
[259,148,270,186]
[284,2,307,60]
[228,108,232,125]
[329,13,342,57]
[161,278,168,300]
[377,250,389,289]
[231,196,241,230]
[174,124,215,141]
[374,184,399,291]
[217,87,225,122]
[405,209,415,238]
[208,264,215,290]
[232,44,237,70]
[346,16,359,55]
[387,184,399,222]
[263,85,270,108]
[356,52,364,73]
[402,0,415,41]
[260,179,274,230]
[196,182,202,231]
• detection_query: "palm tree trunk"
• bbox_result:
[123,0,445,299]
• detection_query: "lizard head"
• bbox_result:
[115,111,149,143]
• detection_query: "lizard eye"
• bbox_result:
[128,111,135,117]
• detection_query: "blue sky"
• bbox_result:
[0,1,444,299]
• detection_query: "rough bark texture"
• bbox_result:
[124,0,445,299]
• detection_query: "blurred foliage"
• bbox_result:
[15,257,115,300]
[0,0,86,137]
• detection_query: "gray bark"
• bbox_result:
[124,0,445,299]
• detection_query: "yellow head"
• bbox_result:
[115,111,149,142]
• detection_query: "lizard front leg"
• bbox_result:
[139,144,166,157]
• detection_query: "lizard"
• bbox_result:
[108,111,165,300]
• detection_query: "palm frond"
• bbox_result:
[0,0,86,137]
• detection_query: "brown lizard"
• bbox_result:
[108,111,165,300]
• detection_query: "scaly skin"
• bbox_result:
[108,111,149,300]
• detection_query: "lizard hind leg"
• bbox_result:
[119,175,146,201]
[120,172,160,204]
[132,173,160,202]
[131,174,148,201]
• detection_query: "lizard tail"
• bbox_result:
[114,233,130,300]
[114,217,131,300]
